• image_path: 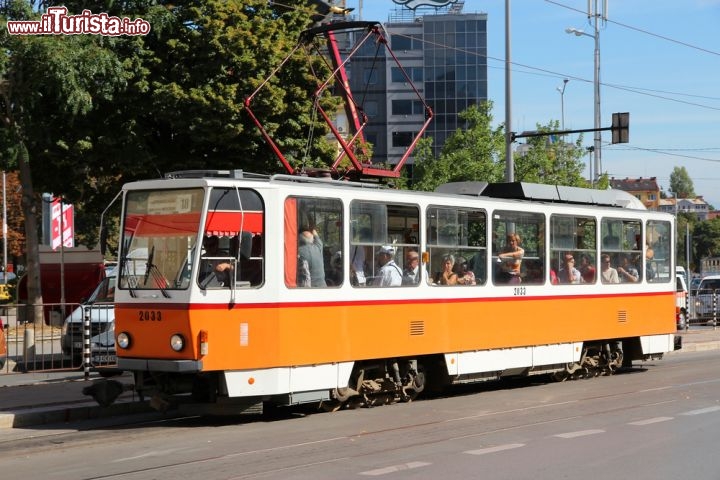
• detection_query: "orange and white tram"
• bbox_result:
[111,171,678,411]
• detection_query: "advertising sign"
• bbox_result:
[51,197,74,250]
[392,0,459,9]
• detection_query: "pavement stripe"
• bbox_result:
[681,406,720,416]
[629,417,674,425]
[554,429,605,438]
[360,462,431,476]
[464,443,525,455]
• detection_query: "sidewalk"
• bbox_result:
[0,370,153,429]
[1,327,718,429]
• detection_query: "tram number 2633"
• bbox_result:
[138,310,162,321]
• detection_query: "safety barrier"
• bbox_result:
[0,302,117,375]
[688,289,719,327]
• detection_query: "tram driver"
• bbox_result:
[200,235,234,287]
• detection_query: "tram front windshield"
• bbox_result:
[120,188,205,291]
[120,187,265,292]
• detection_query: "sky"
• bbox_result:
[344,0,720,207]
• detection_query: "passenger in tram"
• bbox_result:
[375,245,402,286]
[600,253,620,284]
[579,253,596,283]
[497,233,524,284]
[558,253,582,284]
[350,225,369,286]
[645,243,656,281]
[437,254,458,285]
[200,235,233,287]
[617,254,640,283]
[453,257,476,285]
[402,250,421,285]
[298,227,327,287]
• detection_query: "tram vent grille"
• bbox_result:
[617,311,628,323]
[410,320,425,336]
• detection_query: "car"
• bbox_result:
[676,274,688,330]
[89,321,121,376]
[61,274,115,357]
[693,275,720,324]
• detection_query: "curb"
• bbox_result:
[674,340,720,353]
[0,398,155,429]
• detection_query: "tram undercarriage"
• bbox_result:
[84,337,664,413]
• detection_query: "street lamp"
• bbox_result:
[556,78,568,130]
[566,23,601,186]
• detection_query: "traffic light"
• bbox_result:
[612,112,629,144]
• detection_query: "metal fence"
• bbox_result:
[0,302,116,375]
[688,288,720,326]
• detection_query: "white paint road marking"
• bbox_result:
[682,406,720,416]
[554,429,605,439]
[464,443,526,455]
[629,417,674,426]
[360,462,431,476]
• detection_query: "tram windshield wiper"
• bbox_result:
[119,255,137,298]
[144,246,171,298]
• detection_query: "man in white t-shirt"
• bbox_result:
[375,245,402,287]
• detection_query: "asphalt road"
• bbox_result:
[0,326,718,431]
[1,349,720,479]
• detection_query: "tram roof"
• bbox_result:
[436,181,646,210]
[153,170,646,210]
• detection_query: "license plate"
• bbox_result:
[92,355,117,363]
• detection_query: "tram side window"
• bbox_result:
[426,206,487,286]
[492,210,545,285]
[601,218,642,283]
[646,220,671,283]
[350,201,419,287]
[199,187,265,289]
[284,196,343,289]
[550,215,597,285]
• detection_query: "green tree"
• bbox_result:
[0,1,127,323]
[2,0,339,255]
[514,120,587,186]
[411,102,505,191]
[669,166,695,198]
[412,104,588,191]
[693,218,720,272]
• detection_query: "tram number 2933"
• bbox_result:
[513,287,527,296]
[138,310,162,321]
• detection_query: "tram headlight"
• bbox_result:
[117,332,131,349]
[170,334,185,352]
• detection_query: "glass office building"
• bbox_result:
[345,6,488,173]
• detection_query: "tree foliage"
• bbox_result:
[513,120,588,186]
[411,103,588,191]
[669,166,695,198]
[411,102,505,191]
[692,218,720,269]
[0,0,339,249]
